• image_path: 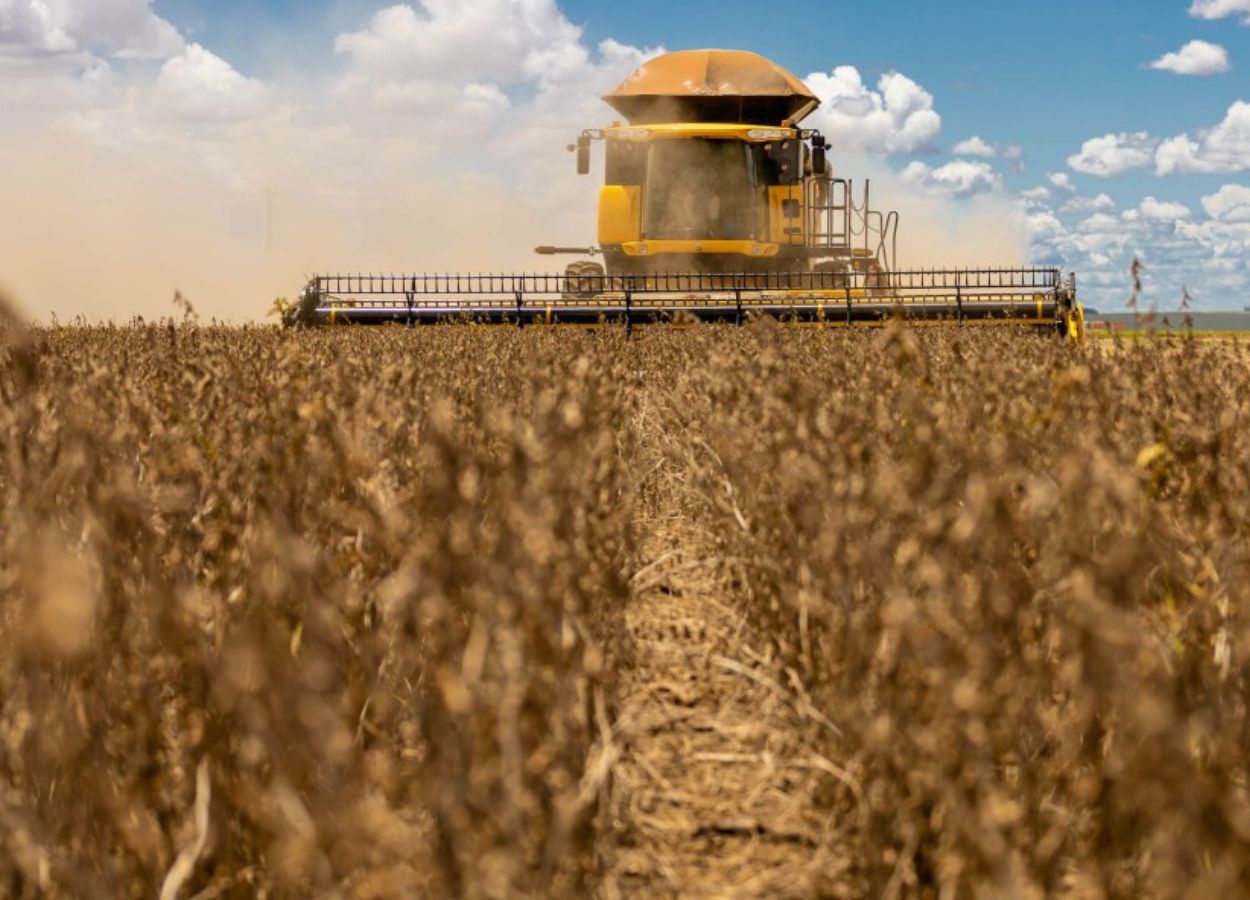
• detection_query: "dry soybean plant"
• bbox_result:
[0,323,629,898]
[3,317,1250,900]
[640,325,1250,898]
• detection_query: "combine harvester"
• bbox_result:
[290,50,1083,336]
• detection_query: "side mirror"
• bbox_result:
[811,145,827,177]
[576,135,591,175]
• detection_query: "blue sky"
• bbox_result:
[2,0,1249,316]
[152,0,1247,209]
[157,0,1250,309]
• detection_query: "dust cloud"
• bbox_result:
[0,127,1024,323]
[0,128,596,323]
[843,155,1028,270]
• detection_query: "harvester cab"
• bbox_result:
[291,49,1083,336]
[543,49,897,291]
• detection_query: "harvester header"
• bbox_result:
[290,49,1083,336]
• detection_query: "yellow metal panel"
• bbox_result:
[767,185,803,245]
[598,186,641,245]
[602,50,819,125]
[620,240,780,257]
[606,123,797,142]
[603,50,816,105]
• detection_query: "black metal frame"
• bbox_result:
[292,267,1076,328]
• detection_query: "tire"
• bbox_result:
[813,261,850,290]
[853,258,892,299]
[285,288,321,328]
[563,261,605,301]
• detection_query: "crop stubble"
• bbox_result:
[1,319,1249,898]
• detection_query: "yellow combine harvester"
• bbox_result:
[292,49,1084,336]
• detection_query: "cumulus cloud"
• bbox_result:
[1148,40,1231,75]
[952,136,993,157]
[1077,212,1121,233]
[1133,197,1193,221]
[951,135,1022,160]
[1189,0,1250,23]
[1062,193,1116,213]
[334,1,586,85]
[1021,205,1063,240]
[1026,186,1250,310]
[804,66,941,154]
[0,0,183,59]
[1202,184,1250,221]
[1048,172,1077,193]
[153,44,268,122]
[331,0,595,121]
[1155,101,1250,174]
[901,160,1002,196]
[330,0,659,140]
[0,0,671,320]
[4,0,1243,317]
[1068,132,1158,176]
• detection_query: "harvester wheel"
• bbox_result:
[285,288,320,328]
[852,259,892,299]
[813,261,850,289]
[563,261,605,302]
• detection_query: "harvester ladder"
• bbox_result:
[808,178,851,251]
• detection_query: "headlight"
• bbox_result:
[747,128,792,141]
[613,128,651,141]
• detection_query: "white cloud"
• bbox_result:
[901,159,1002,196]
[334,1,587,89]
[1202,184,1250,221]
[329,0,652,137]
[1022,206,1063,239]
[804,66,940,154]
[1155,101,1250,174]
[0,0,183,59]
[1062,193,1116,213]
[1067,132,1158,176]
[153,43,268,122]
[0,0,679,321]
[1189,0,1250,23]
[1135,197,1193,221]
[952,135,994,156]
[1048,172,1077,193]
[0,52,120,120]
[0,1,76,53]
[461,82,511,116]
[951,135,1023,161]
[1078,212,1121,232]
[1148,40,1231,75]
[2,0,1246,318]
[1026,188,1250,310]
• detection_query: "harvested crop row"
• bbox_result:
[641,325,1250,898]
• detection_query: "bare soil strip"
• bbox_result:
[600,518,853,899]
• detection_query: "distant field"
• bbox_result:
[1088,311,1250,333]
[2,323,1249,898]
[1092,331,1248,341]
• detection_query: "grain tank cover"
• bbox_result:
[604,49,819,126]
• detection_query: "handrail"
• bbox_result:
[307,267,1062,299]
